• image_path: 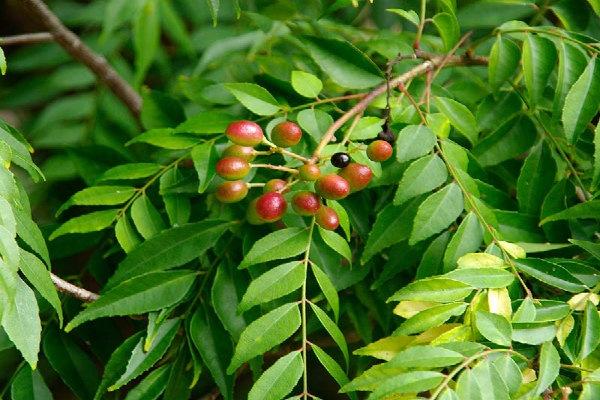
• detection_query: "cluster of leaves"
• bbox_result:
[1,0,600,399]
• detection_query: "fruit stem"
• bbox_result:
[250,163,299,174]
[261,137,310,162]
[278,179,299,193]
[414,0,427,50]
[246,182,265,188]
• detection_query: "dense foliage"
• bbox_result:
[1,0,600,399]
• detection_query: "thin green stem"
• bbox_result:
[499,27,599,55]
[301,218,316,399]
[415,0,427,49]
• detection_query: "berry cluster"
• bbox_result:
[214,120,393,230]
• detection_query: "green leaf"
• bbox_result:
[309,302,349,366]
[471,359,510,400]
[66,270,197,331]
[11,366,52,400]
[190,305,234,400]
[434,97,478,145]
[410,183,464,245]
[516,143,556,215]
[579,300,600,360]
[433,12,460,51]
[361,199,421,264]
[140,89,185,129]
[388,277,473,303]
[115,214,142,253]
[417,232,451,279]
[312,344,356,400]
[311,263,339,321]
[570,239,600,260]
[19,250,62,326]
[127,128,200,149]
[1,277,40,369]
[318,227,351,263]
[515,258,587,293]
[227,302,301,373]
[522,34,557,106]
[211,264,247,341]
[175,111,235,135]
[56,185,136,216]
[110,320,179,390]
[492,354,523,394]
[291,70,323,98]
[488,35,520,89]
[534,341,560,395]
[553,41,587,118]
[98,163,161,182]
[395,125,437,163]
[131,195,166,239]
[394,302,468,335]
[370,371,445,399]
[297,109,332,142]
[225,83,280,116]
[239,227,310,269]
[387,8,419,26]
[541,200,600,224]
[473,116,537,167]
[191,141,218,193]
[443,212,483,271]
[588,0,600,14]
[593,124,600,190]
[108,220,230,287]
[475,311,512,346]
[43,328,100,400]
[562,57,600,143]
[512,322,557,345]
[302,36,383,89]
[50,209,119,240]
[0,121,43,182]
[94,333,142,400]
[248,351,303,400]
[206,0,219,26]
[512,297,537,323]
[239,261,304,312]
[456,368,482,399]
[445,268,514,288]
[123,364,170,400]
[394,154,448,205]
[386,345,464,368]
[0,46,6,75]
[348,117,384,140]
[133,0,160,85]
[327,200,350,240]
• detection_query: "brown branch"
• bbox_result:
[0,32,53,46]
[310,53,488,162]
[21,0,142,118]
[50,272,99,302]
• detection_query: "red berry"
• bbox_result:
[246,199,266,225]
[298,164,321,181]
[271,121,303,147]
[292,191,321,216]
[216,156,250,180]
[315,174,350,200]
[226,120,264,147]
[264,179,288,193]
[338,163,372,192]
[316,206,339,230]
[367,140,393,162]
[223,144,255,162]
[255,192,287,222]
[215,180,248,203]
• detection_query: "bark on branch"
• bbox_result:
[50,272,99,302]
[0,32,53,46]
[310,53,488,162]
[21,0,142,117]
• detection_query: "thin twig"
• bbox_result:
[309,53,487,162]
[50,272,99,302]
[0,32,53,46]
[21,0,142,117]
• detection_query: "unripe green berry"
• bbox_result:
[271,121,302,147]
[338,163,372,192]
[292,191,321,216]
[215,180,248,203]
[298,164,321,181]
[223,144,255,162]
[216,156,250,180]
[367,140,393,162]
[264,179,288,194]
[226,120,264,147]
[316,206,339,230]
[255,192,287,222]
[315,174,350,200]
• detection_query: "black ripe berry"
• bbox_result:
[331,152,351,168]
[378,129,395,143]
